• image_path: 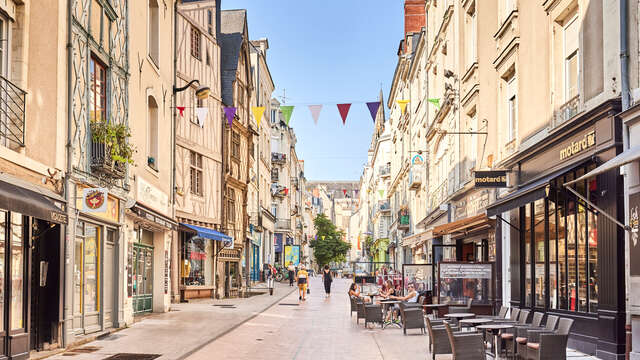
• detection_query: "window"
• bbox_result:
[508,95,516,142]
[190,26,201,60]
[563,15,579,101]
[10,213,23,330]
[231,131,240,159]
[183,237,206,286]
[465,4,477,67]
[190,151,203,196]
[90,57,107,123]
[148,0,159,66]
[271,110,277,124]
[148,96,159,170]
[228,188,236,222]
[207,10,213,35]
[74,221,100,318]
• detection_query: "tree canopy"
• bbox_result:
[309,213,351,267]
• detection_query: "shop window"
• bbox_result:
[524,205,532,307]
[74,222,101,318]
[183,237,206,286]
[534,199,545,308]
[190,151,203,196]
[0,211,4,332]
[549,190,558,309]
[10,213,23,330]
[148,0,159,66]
[190,26,201,60]
[90,56,107,123]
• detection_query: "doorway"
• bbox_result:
[251,244,260,281]
[30,220,61,351]
[73,222,101,334]
[224,261,239,297]
[133,229,154,314]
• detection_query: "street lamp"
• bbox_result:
[173,79,210,99]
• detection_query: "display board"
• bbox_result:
[438,262,493,305]
[402,264,433,296]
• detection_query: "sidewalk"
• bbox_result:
[45,281,296,360]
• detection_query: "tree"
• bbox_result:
[310,213,351,267]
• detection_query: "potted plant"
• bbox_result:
[90,121,135,176]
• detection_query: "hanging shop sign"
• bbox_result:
[82,188,108,212]
[629,192,640,276]
[474,170,507,188]
[284,245,300,266]
[412,154,424,165]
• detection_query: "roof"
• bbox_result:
[220,9,247,106]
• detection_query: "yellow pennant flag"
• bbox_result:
[322,235,326,241]
[396,100,410,114]
[252,106,266,128]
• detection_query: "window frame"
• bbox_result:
[90,56,108,124]
[189,151,204,196]
[148,0,160,67]
[190,26,201,60]
[231,131,241,160]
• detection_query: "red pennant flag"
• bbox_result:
[343,189,347,196]
[284,188,289,195]
[176,106,185,116]
[337,103,351,125]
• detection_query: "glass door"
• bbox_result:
[132,244,153,314]
[73,222,101,334]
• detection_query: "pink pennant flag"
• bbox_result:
[224,107,236,127]
[337,103,352,125]
[308,105,322,125]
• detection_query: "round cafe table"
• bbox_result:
[379,300,402,329]
[477,323,514,358]
[443,312,475,327]
[422,304,447,319]
[458,317,493,331]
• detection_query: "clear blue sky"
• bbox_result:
[225,1,405,181]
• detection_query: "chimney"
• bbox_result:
[404,0,426,37]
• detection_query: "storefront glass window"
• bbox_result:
[588,205,598,312]
[558,192,567,309]
[0,211,4,332]
[184,237,206,286]
[534,199,545,307]
[549,192,558,309]
[74,224,83,314]
[566,173,577,311]
[577,202,588,312]
[10,213,23,330]
[524,205,532,307]
[84,224,99,312]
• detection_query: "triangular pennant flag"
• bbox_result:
[281,106,295,126]
[195,107,208,127]
[428,98,440,110]
[322,235,325,241]
[397,100,410,114]
[342,189,347,196]
[354,189,359,196]
[284,188,289,195]
[252,106,266,128]
[176,106,185,116]
[337,103,352,125]
[366,102,381,123]
[378,189,384,198]
[308,105,322,125]
[224,107,236,127]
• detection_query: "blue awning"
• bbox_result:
[180,223,233,245]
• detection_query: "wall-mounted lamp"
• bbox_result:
[174,79,210,100]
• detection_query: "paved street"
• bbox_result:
[46,277,600,360]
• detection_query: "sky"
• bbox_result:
[225,0,405,181]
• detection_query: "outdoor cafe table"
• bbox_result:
[458,317,493,331]
[477,323,514,358]
[423,304,447,319]
[365,293,379,302]
[379,300,402,329]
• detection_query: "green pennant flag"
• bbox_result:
[281,106,294,126]
[428,98,441,110]
[378,189,384,198]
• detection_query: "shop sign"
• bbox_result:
[137,177,169,215]
[474,171,507,188]
[164,250,169,295]
[412,154,424,165]
[439,263,492,279]
[559,130,595,160]
[77,185,119,223]
[629,192,640,276]
[82,188,108,212]
[284,245,300,266]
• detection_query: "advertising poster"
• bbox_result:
[284,245,300,266]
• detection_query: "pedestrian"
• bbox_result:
[297,264,309,301]
[322,264,333,297]
[287,261,296,287]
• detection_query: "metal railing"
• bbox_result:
[554,95,580,127]
[379,164,391,177]
[378,200,390,213]
[90,138,126,179]
[271,168,279,182]
[0,75,26,149]
[271,152,286,164]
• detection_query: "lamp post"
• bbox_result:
[173,79,210,99]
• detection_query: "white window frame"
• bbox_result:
[563,15,580,102]
[148,0,160,67]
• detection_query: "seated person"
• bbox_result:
[379,280,398,322]
[388,283,419,321]
[348,283,371,303]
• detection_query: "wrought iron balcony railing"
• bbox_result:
[90,138,126,179]
[271,152,286,164]
[0,75,26,150]
[379,164,391,177]
[554,95,580,128]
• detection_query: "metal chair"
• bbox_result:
[443,322,487,360]
[516,314,559,359]
[525,317,574,360]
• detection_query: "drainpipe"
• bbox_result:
[620,0,632,356]
[171,0,180,304]
[64,0,74,347]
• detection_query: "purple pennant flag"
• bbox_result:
[366,102,381,123]
[224,107,237,127]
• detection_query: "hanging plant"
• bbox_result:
[90,121,136,165]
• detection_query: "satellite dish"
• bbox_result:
[124,197,136,209]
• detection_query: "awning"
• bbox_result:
[130,203,177,231]
[404,229,433,249]
[0,173,67,224]
[180,223,233,246]
[565,145,640,186]
[432,214,494,237]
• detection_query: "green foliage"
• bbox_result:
[309,213,351,267]
[90,121,136,165]
[363,235,374,258]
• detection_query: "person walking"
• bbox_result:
[296,264,309,301]
[322,265,333,297]
[287,261,296,287]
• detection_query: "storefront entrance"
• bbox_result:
[132,244,153,314]
[224,261,239,298]
[73,222,101,334]
[251,244,260,281]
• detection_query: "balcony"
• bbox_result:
[0,75,26,150]
[271,184,287,198]
[291,177,299,188]
[379,164,391,178]
[296,221,303,230]
[271,152,286,164]
[378,200,390,213]
[271,168,279,182]
[553,95,580,128]
[90,139,126,179]
[275,219,291,230]
[409,169,423,190]
[397,208,410,230]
